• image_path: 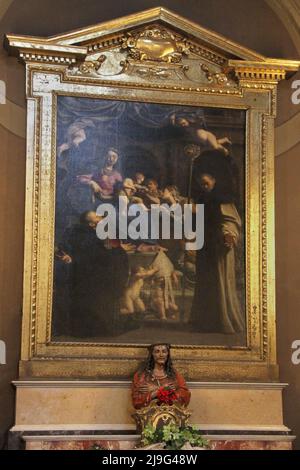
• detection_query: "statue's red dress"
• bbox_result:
[132,371,191,409]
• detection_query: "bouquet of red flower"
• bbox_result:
[157,386,177,405]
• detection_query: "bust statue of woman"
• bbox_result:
[132,343,191,409]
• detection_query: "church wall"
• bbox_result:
[275,142,300,451]
[0,0,300,449]
[0,8,25,443]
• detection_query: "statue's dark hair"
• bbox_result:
[139,343,176,378]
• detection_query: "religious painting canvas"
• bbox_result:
[52,95,246,346]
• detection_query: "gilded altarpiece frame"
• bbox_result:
[5,8,300,381]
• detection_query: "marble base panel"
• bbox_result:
[21,435,293,451]
[13,381,287,427]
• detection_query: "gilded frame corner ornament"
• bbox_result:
[5,7,300,381]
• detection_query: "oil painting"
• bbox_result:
[52,96,246,346]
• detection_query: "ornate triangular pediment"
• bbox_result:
[42,7,265,61]
[4,7,300,89]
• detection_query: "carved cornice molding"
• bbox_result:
[228,59,300,82]
[4,35,87,65]
[12,380,288,390]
